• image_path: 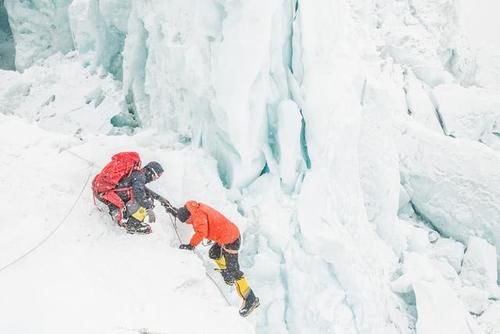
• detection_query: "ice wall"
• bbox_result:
[291,1,408,332]
[68,0,130,78]
[359,66,408,256]
[4,0,74,71]
[3,0,307,190]
[0,0,15,70]
[431,84,500,145]
[373,0,473,87]
[398,119,500,272]
[122,0,303,189]
[392,253,483,334]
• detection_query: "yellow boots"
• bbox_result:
[213,255,260,317]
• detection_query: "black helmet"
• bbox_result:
[144,161,164,181]
[177,206,191,222]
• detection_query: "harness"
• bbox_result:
[222,246,239,254]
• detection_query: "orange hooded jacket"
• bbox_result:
[184,201,240,247]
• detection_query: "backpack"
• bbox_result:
[92,152,141,195]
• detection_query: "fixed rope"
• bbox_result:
[167,212,231,306]
[167,212,183,244]
[0,172,91,273]
[62,149,96,167]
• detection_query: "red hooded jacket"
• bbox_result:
[184,201,240,247]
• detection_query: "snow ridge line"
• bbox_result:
[0,172,92,274]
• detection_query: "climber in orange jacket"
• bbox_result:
[177,200,260,317]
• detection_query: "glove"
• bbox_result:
[164,205,178,217]
[179,244,194,250]
[146,208,156,223]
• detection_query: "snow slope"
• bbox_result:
[0,114,254,334]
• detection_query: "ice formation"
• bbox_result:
[0,0,14,70]
[1,0,500,333]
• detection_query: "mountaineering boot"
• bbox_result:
[239,289,260,317]
[235,277,259,316]
[124,220,152,234]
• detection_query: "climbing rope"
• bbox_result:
[194,249,232,306]
[62,149,96,167]
[166,212,232,306]
[0,172,92,274]
[167,212,183,244]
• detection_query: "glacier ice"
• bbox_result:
[359,68,407,255]
[121,0,295,188]
[431,237,465,273]
[461,237,498,295]
[0,0,15,70]
[1,0,500,333]
[68,0,129,78]
[398,119,500,275]
[276,99,305,193]
[403,70,443,134]
[478,301,500,333]
[395,253,483,334]
[291,2,410,332]
[374,0,455,87]
[432,84,500,144]
[459,286,489,316]
[4,0,74,71]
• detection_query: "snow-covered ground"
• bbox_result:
[1,0,500,333]
[0,112,254,334]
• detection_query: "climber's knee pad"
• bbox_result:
[131,207,147,222]
[209,243,222,260]
[214,256,227,270]
[127,201,146,222]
